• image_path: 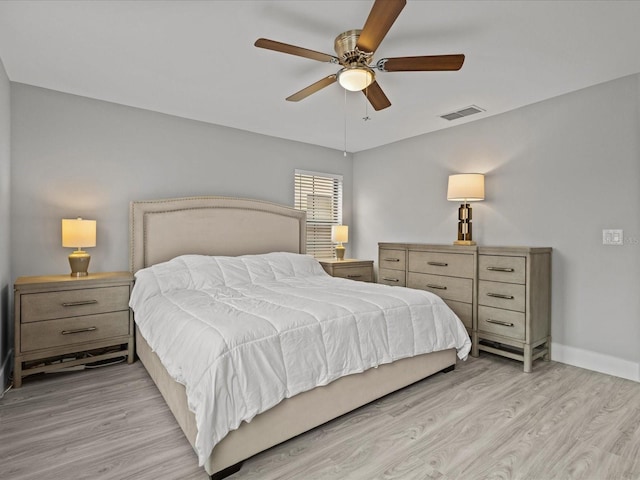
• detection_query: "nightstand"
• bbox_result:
[13,271,134,387]
[318,259,374,282]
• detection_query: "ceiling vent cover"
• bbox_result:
[440,105,485,121]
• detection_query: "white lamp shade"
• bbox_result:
[447,174,485,201]
[337,67,374,92]
[62,218,96,248]
[331,225,349,243]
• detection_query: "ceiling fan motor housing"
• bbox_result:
[334,29,373,66]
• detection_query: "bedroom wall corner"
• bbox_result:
[0,56,11,395]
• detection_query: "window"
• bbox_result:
[294,169,343,258]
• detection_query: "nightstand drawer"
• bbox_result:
[378,268,406,286]
[407,272,473,303]
[21,311,130,352]
[21,285,130,323]
[444,299,472,330]
[332,266,373,282]
[478,306,525,340]
[379,249,406,271]
[409,251,474,278]
[479,281,525,312]
[479,255,526,284]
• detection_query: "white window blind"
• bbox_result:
[294,169,343,258]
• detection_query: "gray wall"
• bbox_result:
[10,84,353,279]
[0,58,10,392]
[353,74,640,381]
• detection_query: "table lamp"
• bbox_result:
[332,225,348,261]
[62,217,96,276]
[447,174,484,245]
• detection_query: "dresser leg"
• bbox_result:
[127,340,135,364]
[471,331,479,357]
[523,346,532,373]
[13,361,22,388]
[543,336,552,361]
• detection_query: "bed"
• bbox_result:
[129,196,471,479]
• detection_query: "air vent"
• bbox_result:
[440,105,485,121]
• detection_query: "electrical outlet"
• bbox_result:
[603,229,624,245]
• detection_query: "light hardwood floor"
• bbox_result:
[1,354,638,480]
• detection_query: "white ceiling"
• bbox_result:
[1,1,639,153]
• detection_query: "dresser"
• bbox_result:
[318,258,374,282]
[379,244,476,334]
[477,247,551,372]
[13,271,134,387]
[378,243,551,372]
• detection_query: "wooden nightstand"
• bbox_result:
[13,271,134,387]
[318,259,374,282]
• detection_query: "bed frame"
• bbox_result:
[129,196,457,479]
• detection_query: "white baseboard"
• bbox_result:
[552,342,639,382]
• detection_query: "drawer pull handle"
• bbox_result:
[486,319,514,327]
[61,327,97,335]
[384,258,400,262]
[62,300,98,307]
[487,293,514,300]
[487,267,515,272]
[426,284,447,290]
[347,274,362,278]
[383,277,400,283]
[427,261,448,267]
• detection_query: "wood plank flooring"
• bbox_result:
[1,354,638,480]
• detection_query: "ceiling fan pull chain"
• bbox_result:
[363,86,371,121]
[343,88,348,157]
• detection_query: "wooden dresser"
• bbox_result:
[380,244,476,334]
[13,271,134,387]
[378,243,551,372]
[477,247,551,372]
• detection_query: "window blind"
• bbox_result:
[294,169,343,258]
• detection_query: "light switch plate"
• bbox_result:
[603,229,624,245]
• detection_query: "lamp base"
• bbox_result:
[453,240,476,246]
[335,245,345,261]
[69,250,91,277]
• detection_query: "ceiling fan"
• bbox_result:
[255,0,465,111]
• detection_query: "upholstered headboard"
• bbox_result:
[129,196,306,272]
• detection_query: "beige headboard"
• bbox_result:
[129,196,306,272]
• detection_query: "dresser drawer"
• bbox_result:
[21,311,130,352]
[444,299,472,330]
[478,305,525,340]
[331,266,373,282]
[378,268,406,287]
[479,281,525,312]
[409,251,474,279]
[20,286,130,323]
[408,272,473,303]
[479,255,526,284]
[379,249,406,271]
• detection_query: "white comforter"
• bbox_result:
[130,252,471,465]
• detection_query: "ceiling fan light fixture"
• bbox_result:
[337,66,375,92]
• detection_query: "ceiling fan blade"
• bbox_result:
[286,75,337,102]
[381,54,465,72]
[356,0,406,53]
[255,38,338,63]
[362,81,391,111]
